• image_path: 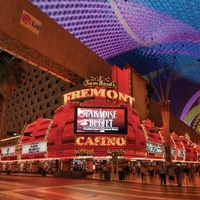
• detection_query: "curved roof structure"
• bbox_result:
[29,0,200,133]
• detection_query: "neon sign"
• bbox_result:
[83,76,116,89]
[63,88,135,106]
[76,136,126,146]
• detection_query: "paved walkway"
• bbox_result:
[87,172,200,187]
[3,171,200,187]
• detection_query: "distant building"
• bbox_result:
[1,64,71,136]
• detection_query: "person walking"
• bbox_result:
[189,164,196,185]
[184,164,190,185]
[129,165,136,181]
[168,165,175,185]
[99,165,103,179]
[136,165,141,176]
[174,165,182,187]
[106,164,112,180]
[132,165,136,180]
[148,164,154,180]
[103,165,107,180]
[159,164,167,186]
[140,164,148,183]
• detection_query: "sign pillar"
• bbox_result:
[112,152,118,180]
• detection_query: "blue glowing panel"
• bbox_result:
[29,0,200,83]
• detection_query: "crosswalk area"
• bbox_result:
[1,176,200,200]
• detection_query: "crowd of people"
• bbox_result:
[99,163,112,180]
[124,162,200,187]
[97,162,200,187]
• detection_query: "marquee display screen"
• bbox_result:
[74,107,127,134]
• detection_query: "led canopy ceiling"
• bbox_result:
[29,0,200,133]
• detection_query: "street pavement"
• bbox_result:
[1,172,200,199]
[2,171,200,187]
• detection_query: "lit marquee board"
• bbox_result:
[146,142,163,154]
[22,141,47,154]
[178,149,185,158]
[1,146,15,156]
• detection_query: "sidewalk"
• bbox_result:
[3,171,200,187]
[87,172,200,187]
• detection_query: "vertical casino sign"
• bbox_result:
[72,76,128,148]
[20,10,41,35]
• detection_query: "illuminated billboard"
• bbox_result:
[74,107,127,134]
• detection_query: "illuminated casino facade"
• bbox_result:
[0,67,200,174]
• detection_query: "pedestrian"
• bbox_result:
[184,164,190,184]
[148,164,154,180]
[132,165,136,180]
[125,164,130,180]
[168,165,175,185]
[136,165,140,176]
[129,165,135,181]
[103,165,107,180]
[159,164,167,186]
[140,164,148,183]
[189,164,196,185]
[197,165,200,176]
[106,164,112,180]
[174,165,182,187]
[99,165,103,179]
